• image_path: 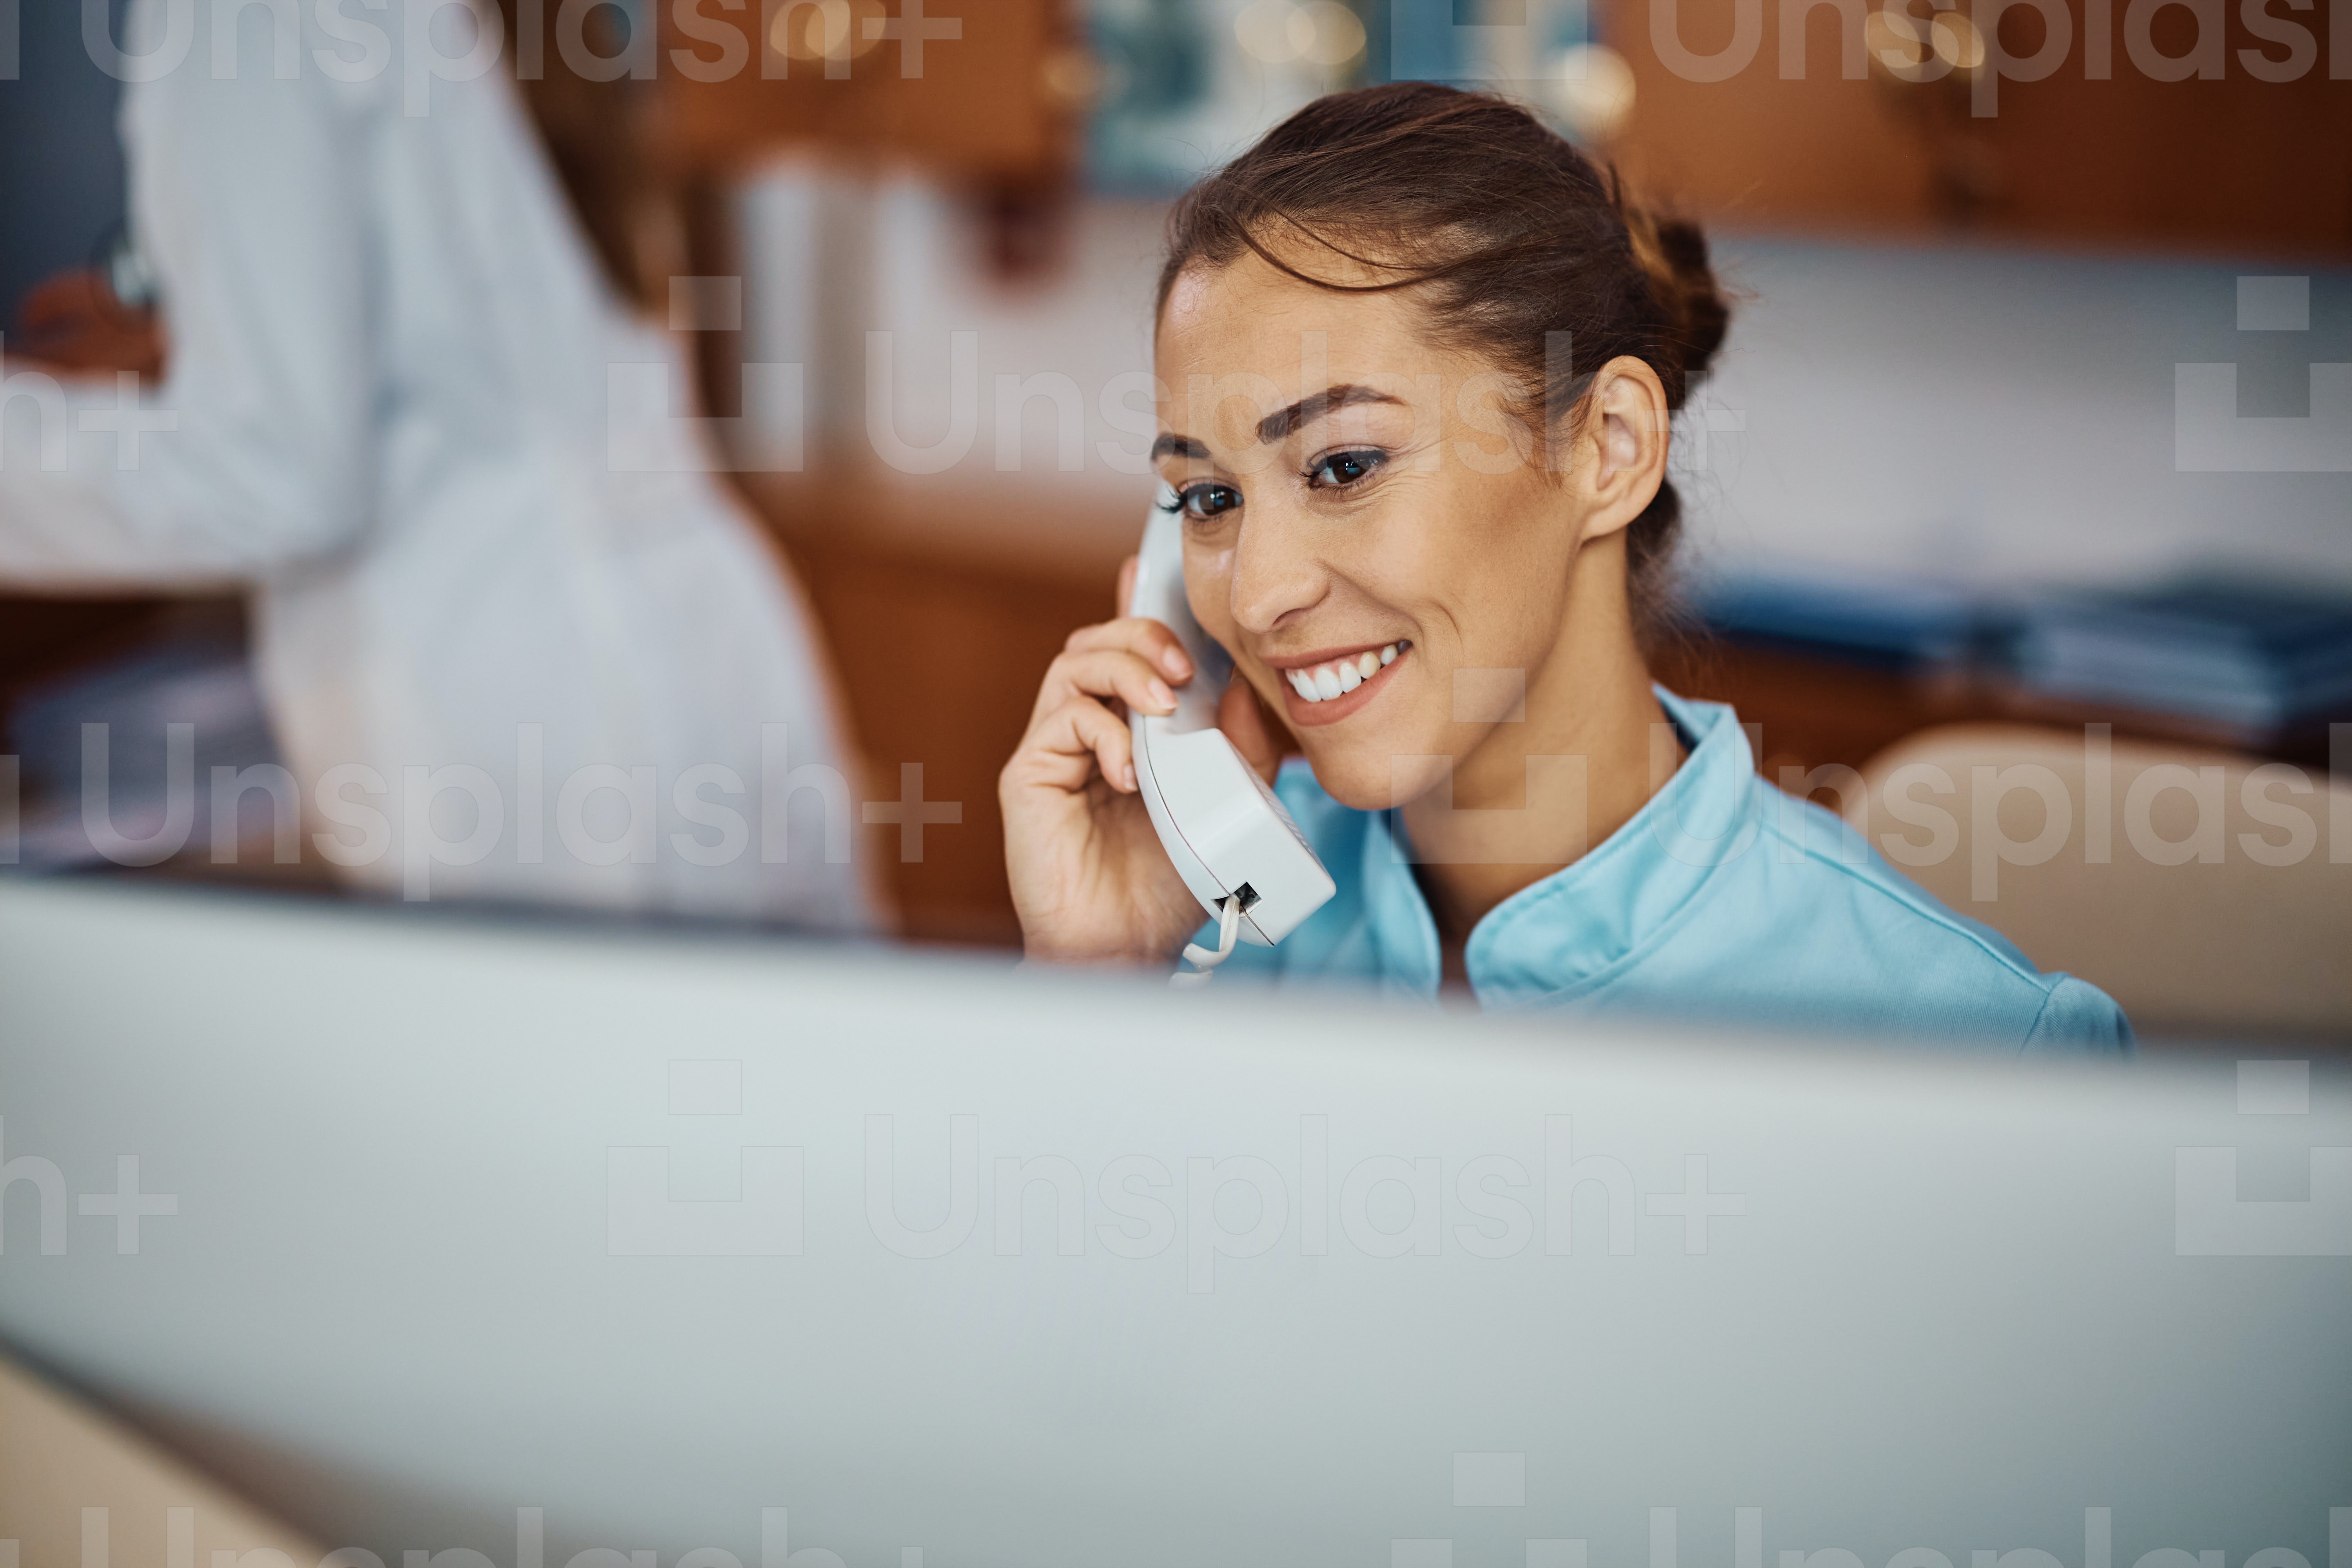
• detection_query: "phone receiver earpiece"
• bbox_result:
[1127,507,1336,950]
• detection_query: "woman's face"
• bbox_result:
[1152,250,1646,811]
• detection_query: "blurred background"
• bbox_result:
[2,0,2348,1038]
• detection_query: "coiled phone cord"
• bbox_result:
[1169,895,1243,989]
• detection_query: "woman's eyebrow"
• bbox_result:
[1256,383,1404,446]
[1151,384,1401,463]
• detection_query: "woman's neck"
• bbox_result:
[1398,537,1683,955]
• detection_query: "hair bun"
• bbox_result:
[1622,203,1729,392]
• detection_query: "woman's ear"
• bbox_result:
[1573,356,1670,543]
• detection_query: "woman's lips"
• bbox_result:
[1273,641,1410,728]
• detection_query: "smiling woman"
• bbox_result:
[998,83,2129,1053]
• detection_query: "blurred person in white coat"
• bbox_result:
[0,0,880,926]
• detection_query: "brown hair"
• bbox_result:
[1156,82,1729,629]
[490,0,670,310]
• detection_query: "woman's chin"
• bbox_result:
[1295,734,1450,814]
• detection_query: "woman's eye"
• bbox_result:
[1176,484,1241,521]
[1308,450,1383,488]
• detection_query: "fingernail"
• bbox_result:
[1149,679,1176,711]
[1161,647,1191,679]
[1122,762,1137,789]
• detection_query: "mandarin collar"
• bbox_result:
[1355,688,1759,1009]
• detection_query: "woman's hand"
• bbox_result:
[1000,556,1283,966]
[11,269,167,381]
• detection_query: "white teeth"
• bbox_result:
[1286,642,1406,702]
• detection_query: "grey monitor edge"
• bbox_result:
[0,877,2343,1568]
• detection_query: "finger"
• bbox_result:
[17,271,104,328]
[1021,695,1138,794]
[1115,554,1138,619]
[1055,625,1191,691]
[1218,674,1283,786]
[1063,616,1193,683]
[1033,647,1178,728]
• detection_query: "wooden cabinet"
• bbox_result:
[1606,0,2352,256]
[654,0,1087,182]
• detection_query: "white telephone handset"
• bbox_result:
[1127,507,1335,977]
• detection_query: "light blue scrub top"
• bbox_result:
[1210,688,2132,1055]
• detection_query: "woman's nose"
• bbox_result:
[1227,518,1327,636]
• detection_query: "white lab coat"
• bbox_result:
[0,0,877,927]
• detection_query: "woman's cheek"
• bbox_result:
[1192,546,1240,641]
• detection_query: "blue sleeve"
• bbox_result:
[2021,975,2135,1057]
